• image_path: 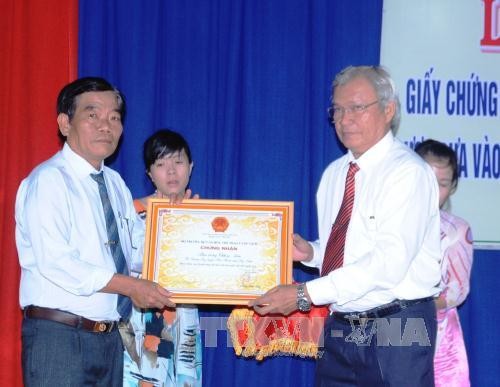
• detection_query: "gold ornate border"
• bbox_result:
[142,199,293,305]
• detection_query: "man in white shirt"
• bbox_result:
[250,66,441,385]
[15,77,175,386]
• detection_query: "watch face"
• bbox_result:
[298,298,311,312]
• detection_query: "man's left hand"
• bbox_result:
[248,284,299,316]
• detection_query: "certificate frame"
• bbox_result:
[142,199,294,305]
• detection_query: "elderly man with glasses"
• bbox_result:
[250,65,441,386]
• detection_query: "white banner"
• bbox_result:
[381,0,500,247]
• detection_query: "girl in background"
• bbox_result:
[415,139,473,387]
[122,129,202,387]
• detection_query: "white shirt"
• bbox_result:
[304,131,442,312]
[15,143,144,321]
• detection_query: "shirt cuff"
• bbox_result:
[93,269,115,294]
[306,275,338,306]
[300,239,322,269]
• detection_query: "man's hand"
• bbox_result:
[248,284,300,316]
[127,278,176,309]
[292,233,313,262]
[102,274,175,309]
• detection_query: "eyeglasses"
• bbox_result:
[328,100,379,123]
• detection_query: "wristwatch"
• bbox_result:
[296,283,312,312]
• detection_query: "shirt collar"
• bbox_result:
[346,130,394,172]
[61,143,105,179]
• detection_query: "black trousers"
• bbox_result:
[315,299,437,387]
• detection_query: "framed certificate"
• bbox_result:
[142,199,294,305]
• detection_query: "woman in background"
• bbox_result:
[415,139,473,387]
[122,129,202,387]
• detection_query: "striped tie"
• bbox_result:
[321,162,360,276]
[91,172,132,320]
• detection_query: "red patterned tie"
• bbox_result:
[321,162,360,276]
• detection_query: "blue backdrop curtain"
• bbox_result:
[78,2,500,387]
[458,251,499,387]
[78,2,382,385]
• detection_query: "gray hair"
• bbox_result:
[332,65,401,133]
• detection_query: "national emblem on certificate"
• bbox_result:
[142,199,294,304]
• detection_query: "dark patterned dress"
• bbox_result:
[121,200,202,387]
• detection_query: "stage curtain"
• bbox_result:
[0,0,78,384]
[78,1,382,386]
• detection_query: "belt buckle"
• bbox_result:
[93,321,114,333]
[345,313,362,323]
[345,311,374,326]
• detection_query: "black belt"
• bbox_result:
[24,305,117,333]
[332,296,434,323]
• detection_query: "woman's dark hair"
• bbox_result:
[57,77,126,121]
[143,129,192,171]
[415,139,459,189]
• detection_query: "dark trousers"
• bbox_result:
[22,317,124,387]
[315,299,437,387]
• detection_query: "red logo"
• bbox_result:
[481,0,500,52]
[211,217,229,232]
